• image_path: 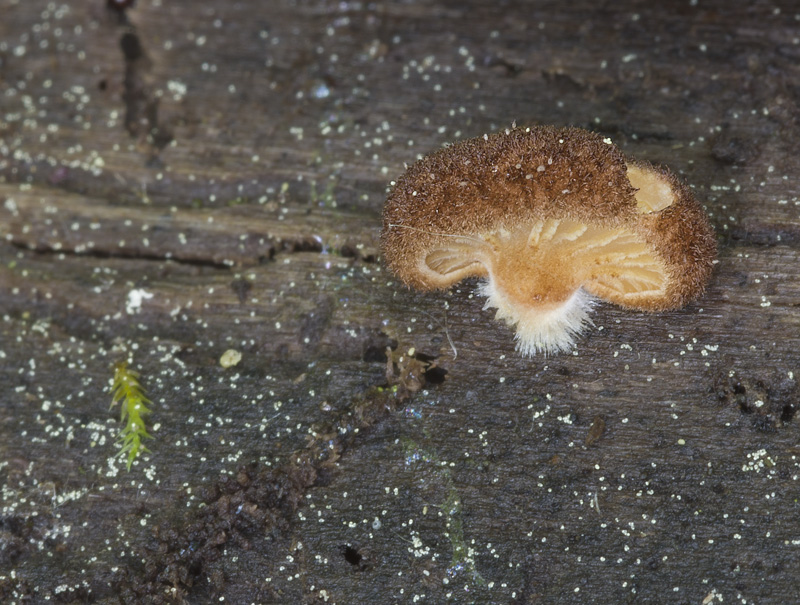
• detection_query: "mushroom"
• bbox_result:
[381,126,716,356]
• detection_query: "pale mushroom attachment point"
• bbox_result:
[381,126,717,356]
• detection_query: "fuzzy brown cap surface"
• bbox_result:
[381,126,716,311]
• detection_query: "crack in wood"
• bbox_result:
[118,20,173,165]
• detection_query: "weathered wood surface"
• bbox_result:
[1,1,799,603]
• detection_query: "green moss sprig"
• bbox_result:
[110,362,152,471]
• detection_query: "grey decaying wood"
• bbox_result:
[1,1,799,603]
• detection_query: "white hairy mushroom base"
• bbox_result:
[422,218,668,355]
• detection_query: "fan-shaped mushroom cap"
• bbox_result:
[381,126,716,355]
